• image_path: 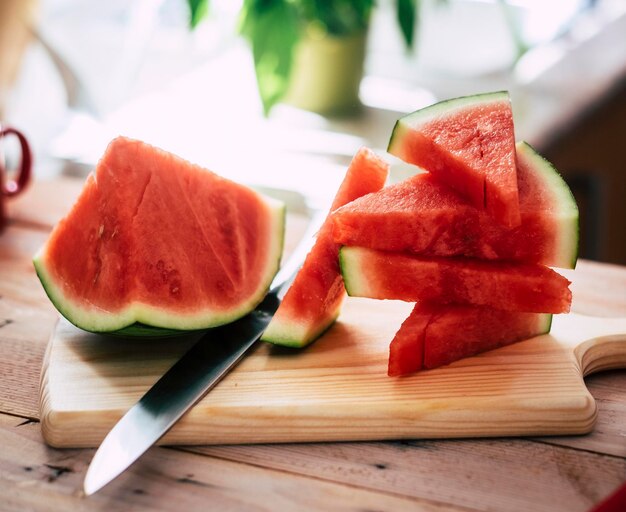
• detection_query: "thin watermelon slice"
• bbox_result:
[388,91,520,227]
[261,147,389,347]
[34,137,285,333]
[332,142,578,269]
[388,303,552,376]
[340,247,572,314]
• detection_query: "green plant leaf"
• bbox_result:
[239,0,300,115]
[186,0,209,29]
[396,0,417,48]
[298,0,374,36]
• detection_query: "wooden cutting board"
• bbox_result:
[39,300,626,448]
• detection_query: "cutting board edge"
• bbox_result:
[576,334,626,376]
[40,416,600,450]
[38,391,599,449]
[38,324,55,428]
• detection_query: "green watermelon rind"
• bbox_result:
[530,312,553,338]
[388,91,510,156]
[33,198,286,335]
[338,246,369,298]
[543,313,554,334]
[261,309,341,348]
[106,323,202,338]
[516,141,579,269]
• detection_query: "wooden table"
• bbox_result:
[1,177,625,512]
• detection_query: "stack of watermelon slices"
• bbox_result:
[331,91,578,376]
[265,92,578,377]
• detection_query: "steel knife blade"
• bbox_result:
[83,211,324,495]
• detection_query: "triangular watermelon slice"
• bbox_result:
[388,91,521,227]
[340,246,572,314]
[261,147,389,347]
[388,303,552,376]
[332,142,578,269]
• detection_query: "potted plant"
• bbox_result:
[188,0,417,115]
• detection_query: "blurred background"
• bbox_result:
[1,0,625,264]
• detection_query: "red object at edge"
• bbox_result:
[589,481,626,512]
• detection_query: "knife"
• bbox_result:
[83,210,325,495]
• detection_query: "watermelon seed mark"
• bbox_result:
[90,224,104,289]
[483,178,487,209]
[130,171,153,224]
[472,125,485,160]
[92,268,101,285]
[474,127,489,209]
[155,260,182,296]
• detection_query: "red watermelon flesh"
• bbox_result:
[332,142,578,269]
[34,137,285,333]
[340,247,572,314]
[387,303,435,376]
[388,91,520,227]
[261,147,389,347]
[388,303,552,376]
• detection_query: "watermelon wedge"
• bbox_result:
[388,303,552,376]
[332,142,578,269]
[261,147,389,347]
[388,91,520,227]
[34,137,285,333]
[340,247,572,314]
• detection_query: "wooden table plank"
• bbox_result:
[0,412,458,512]
[0,225,58,418]
[0,337,46,419]
[187,438,626,512]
